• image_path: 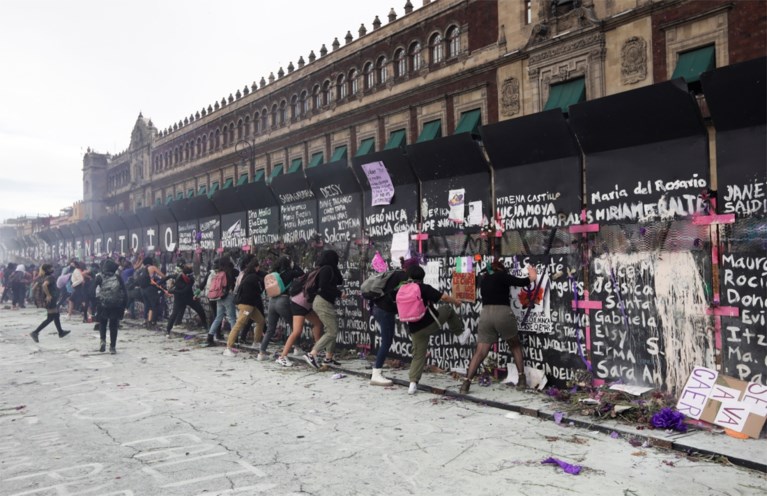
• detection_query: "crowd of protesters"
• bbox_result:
[1,250,537,393]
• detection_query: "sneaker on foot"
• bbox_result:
[30,331,39,343]
[109,347,116,355]
[408,382,418,395]
[58,330,71,338]
[165,333,171,339]
[303,353,320,370]
[257,352,270,361]
[99,341,106,353]
[458,328,472,345]
[275,356,293,367]
[516,373,527,391]
[322,357,341,366]
[291,345,304,356]
[223,348,238,357]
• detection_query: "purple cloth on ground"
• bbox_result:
[541,457,582,475]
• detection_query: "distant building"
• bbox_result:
[84,0,766,216]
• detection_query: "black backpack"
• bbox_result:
[97,274,126,309]
[288,267,322,301]
[136,267,151,288]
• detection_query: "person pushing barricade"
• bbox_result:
[166,259,208,338]
[94,259,128,354]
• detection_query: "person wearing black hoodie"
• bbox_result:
[303,250,345,369]
[258,256,303,360]
[30,264,71,343]
[94,259,128,353]
[166,261,208,338]
[223,255,266,356]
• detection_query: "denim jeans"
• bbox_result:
[372,305,396,369]
[260,294,292,353]
[207,293,236,335]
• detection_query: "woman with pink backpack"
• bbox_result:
[397,264,465,395]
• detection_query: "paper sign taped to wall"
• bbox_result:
[424,260,442,290]
[390,231,410,264]
[448,189,465,223]
[361,161,395,206]
[467,200,482,226]
[452,272,476,303]
[677,366,766,438]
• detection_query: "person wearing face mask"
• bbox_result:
[30,264,71,342]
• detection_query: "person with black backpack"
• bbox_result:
[137,257,165,329]
[95,259,128,354]
[165,260,208,339]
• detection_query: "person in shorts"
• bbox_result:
[459,259,537,394]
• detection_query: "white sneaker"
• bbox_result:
[275,356,293,367]
[257,352,270,361]
[223,348,238,357]
[408,382,418,395]
[458,328,472,345]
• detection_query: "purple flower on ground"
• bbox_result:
[651,407,687,432]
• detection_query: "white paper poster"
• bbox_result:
[424,260,442,290]
[467,200,482,226]
[361,161,395,206]
[448,189,465,223]
[390,231,410,265]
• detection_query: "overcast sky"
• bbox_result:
[0,0,411,223]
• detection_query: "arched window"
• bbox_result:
[237,119,243,140]
[409,41,422,72]
[349,69,359,95]
[253,112,260,134]
[337,74,346,100]
[290,95,298,120]
[377,56,388,84]
[300,90,309,116]
[394,48,406,77]
[279,100,287,125]
[184,142,189,161]
[244,115,250,136]
[196,138,201,157]
[202,135,208,155]
[312,85,321,109]
[430,33,443,64]
[164,152,169,169]
[222,127,229,148]
[364,62,374,90]
[446,25,460,58]
[323,80,332,105]
[260,108,268,130]
[174,147,179,164]
[228,123,234,145]
[215,129,220,149]
[270,104,278,127]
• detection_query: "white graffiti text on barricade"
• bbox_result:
[122,433,273,493]
[318,187,361,244]
[721,179,766,216]
[497,191,579,229]
[365,208,411,237]
[247,208,278,245]
[281,202,315,243]
[586,175,707,223]
[722,253,767,384]
[198,218,219,250]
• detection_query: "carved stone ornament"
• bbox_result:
[621,36,647,84]
[501,77,521,116]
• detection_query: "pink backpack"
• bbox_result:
[395,282,428,322]
[207,271,227,301]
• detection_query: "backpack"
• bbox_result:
[264,272,287,298]
[288,267,322,303]
[207,271,228,301]
[136,267,151,289]
[56,273,71,289]
[361,270,396,301]
[97,274,126,309]
[395,281,429,322]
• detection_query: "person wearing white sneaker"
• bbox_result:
[400,265,464,392]
[459,260,537,395]
[303,250,345,368]
[275,355,293,367]
[223,347,238,356]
